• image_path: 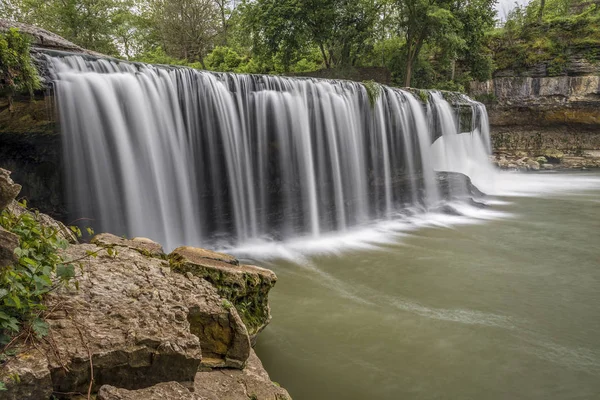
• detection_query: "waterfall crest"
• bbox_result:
[48,54,492,250]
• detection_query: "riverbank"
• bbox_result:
[0,169,291,400]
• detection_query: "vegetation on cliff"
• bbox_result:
[488,0,600,75]
[0,28,40,112]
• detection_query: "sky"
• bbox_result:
[496,0,532,20]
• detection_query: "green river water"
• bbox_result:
[250,172,600,400]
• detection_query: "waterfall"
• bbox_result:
[47,54,492,250]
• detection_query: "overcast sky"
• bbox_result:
[496,0,531,20]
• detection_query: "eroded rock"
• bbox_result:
[1,241,252,398]
[170,247,277,342]
[0,168,21,211]
[0,348,54,400]
[97,382,202,400]
[91,233,165,258]
[194,349,292,400]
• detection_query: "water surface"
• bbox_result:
[252,172,600,400]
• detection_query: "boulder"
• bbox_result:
[169,247,277,342]
[0,168,21,211]
[1,242,251,399]
[194,349,292,400]
[97,382,202,400]
[91,233,165,258]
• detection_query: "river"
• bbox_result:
[251,171,600,400]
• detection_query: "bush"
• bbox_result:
[0,202,79,345]
[0,28,41,112]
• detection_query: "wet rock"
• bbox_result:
[91,233,165,258]
[542,163,554,170]
[194,349,292,400]
[436,171,485,199]
[170,247,277,342]
[541,149,564,164]
[97,382,202,400]
[0,168,21,211]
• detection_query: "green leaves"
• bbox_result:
[56,264,76,281]
[0,28,41,110]
[0,205,81,343]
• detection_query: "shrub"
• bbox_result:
[0,202,79,345]
[0,28,41,112]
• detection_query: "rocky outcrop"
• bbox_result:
[97,382,202,400]
[193,349,291,400]
[0,168,22,210]
[0,19,99,55]
[0,170,289,399]
[169,247,277,342]
[95,350,291,400]
[91,233,165,258]
[470,63,600,164]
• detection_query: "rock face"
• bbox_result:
[97,382,202,400]
[470,72,600,163]
[0,179,288,399]
[193,349,292,400]
[0,226,19,268]
[170,247,277,342]
[0,168,22,210]
[95,350,291,400]
[0,18,99,55]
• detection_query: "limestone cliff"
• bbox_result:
[470,56,600,163]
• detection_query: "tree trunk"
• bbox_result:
[319,44,330,68]
[405,60,413,87]
[538,0,546,23]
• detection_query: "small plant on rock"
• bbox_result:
[362,80,382,108]
[0,201,79,345]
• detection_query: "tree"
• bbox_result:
[0,28,40,112]
[150,0,221,64]
[240,0,379,71]
[394,0,463,87]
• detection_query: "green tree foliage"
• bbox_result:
[0,28,40,112]
[148,0,221,65]
[239,0,378,71]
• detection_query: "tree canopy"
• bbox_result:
[1,0,598,90]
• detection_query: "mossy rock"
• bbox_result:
[169,246,277,341]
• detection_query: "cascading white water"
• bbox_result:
[429,91,496,193]
[47,54,492,250]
